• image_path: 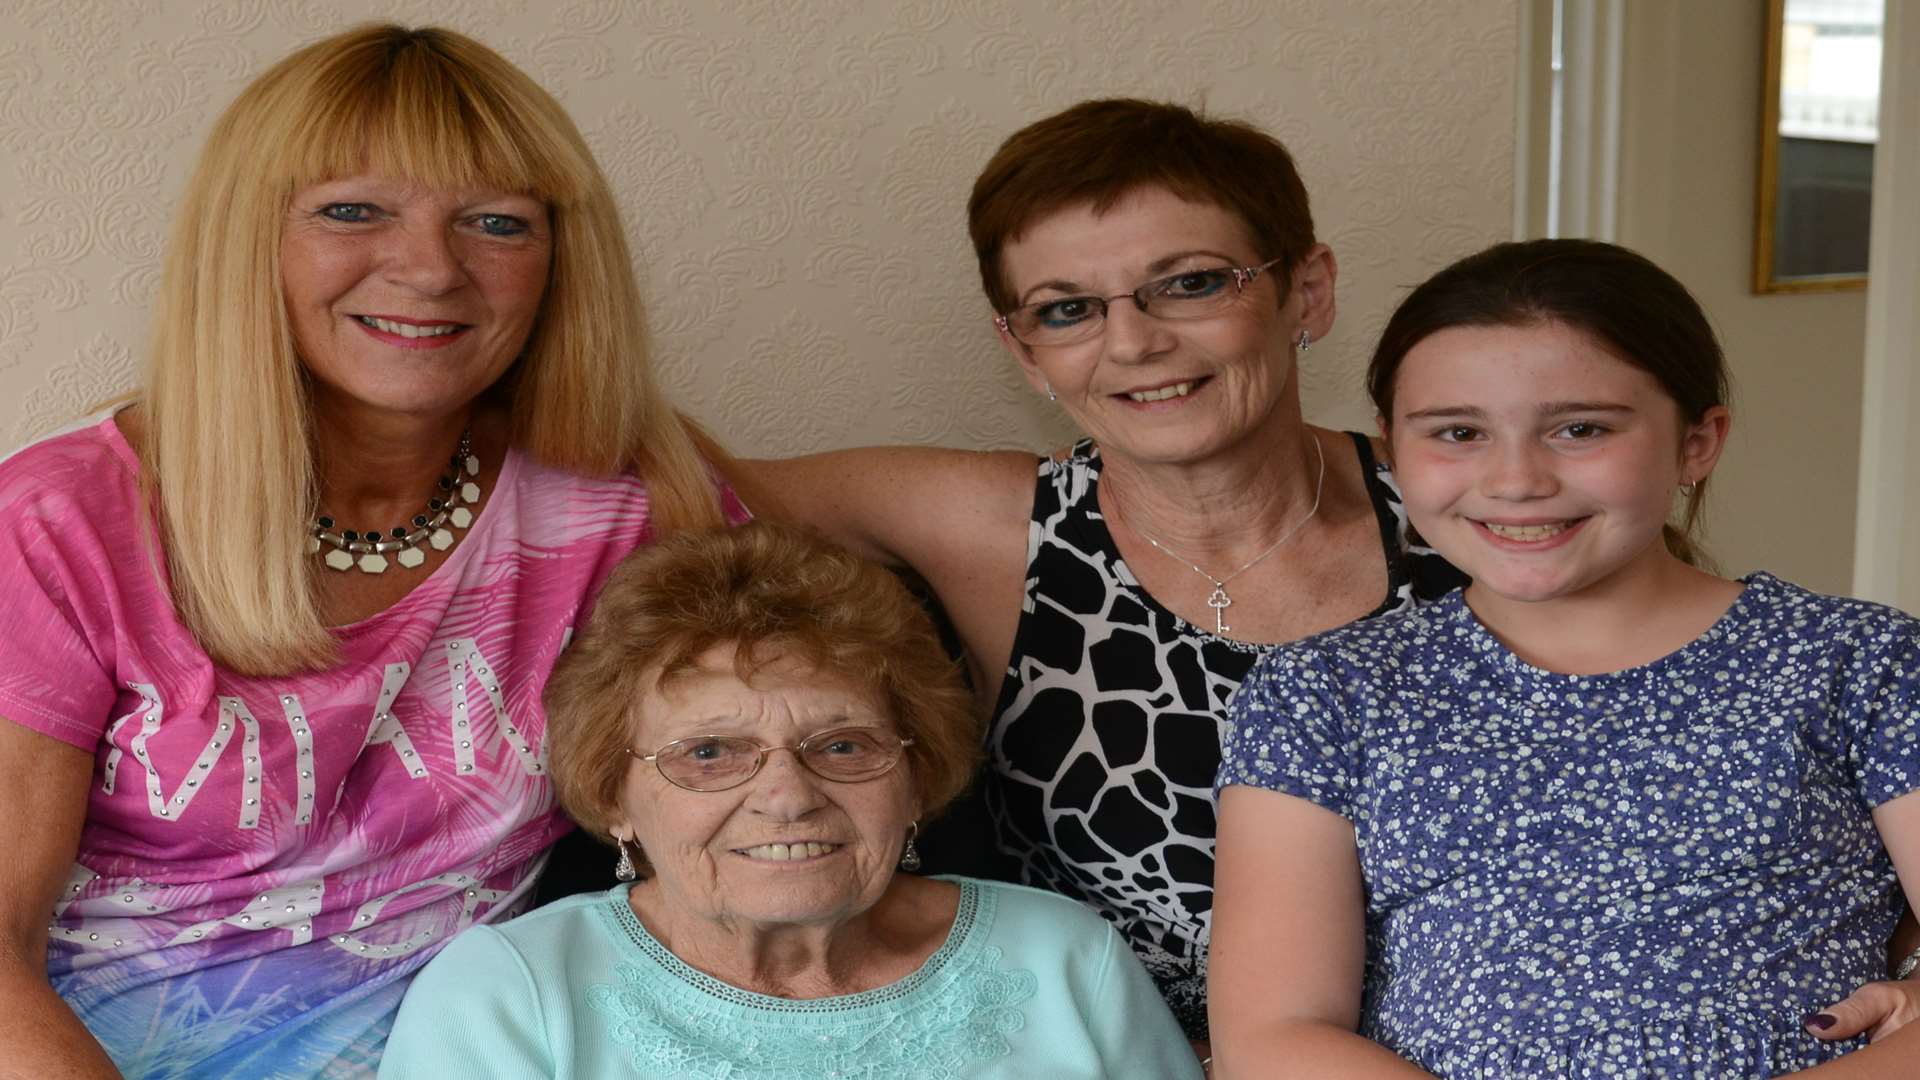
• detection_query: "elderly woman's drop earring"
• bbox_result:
[899,820,922,872]
[1044,381,1057,403]
[613,839,637,881]
[1678,481,1698,497]
[1297,329,1312,353]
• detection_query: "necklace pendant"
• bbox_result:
[1206,586,1232,634]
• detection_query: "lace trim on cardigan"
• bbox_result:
[587,881,1041,1078]
[604,879,982,1012]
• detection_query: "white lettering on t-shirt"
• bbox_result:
[109,684,264,828]
[52,865,98,919]
[364,662,428,781]
[326,871,509,961]
[44,865,115,950]
[166,878,325,948]
[52,874,199,953]
[100,682,160,796]
[221,697,268,829]
[268,691,320,818]
[444,638,543,777]
[277,693,318,826]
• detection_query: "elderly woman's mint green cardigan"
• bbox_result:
[378,877,1201,1079]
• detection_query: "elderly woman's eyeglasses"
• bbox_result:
[994,257,1286,348]
[628,726,915,792]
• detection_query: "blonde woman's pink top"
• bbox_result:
[0,415,744,1078]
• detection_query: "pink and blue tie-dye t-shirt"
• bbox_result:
[0,415,743,1078]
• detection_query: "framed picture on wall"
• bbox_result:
[1754,0,1882,294]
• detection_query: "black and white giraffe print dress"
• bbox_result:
[982,432,1465,1040]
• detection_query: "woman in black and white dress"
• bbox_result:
[737,98,1461,1054]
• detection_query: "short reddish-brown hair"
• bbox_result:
[968,98,1316,314]
[544,522,982,863]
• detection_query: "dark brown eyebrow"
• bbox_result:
[1015,249,1241,306]
[1015,279,1086,306]
[1538,401,1634,416]
[1400,405,1486,422]
[1400,401,1635,422]
[1145,248,1238,275]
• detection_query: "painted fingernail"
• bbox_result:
[1804,1013,1837,1031]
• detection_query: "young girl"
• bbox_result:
[1208,239,1920,1078]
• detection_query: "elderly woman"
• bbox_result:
[736,99,1463,1049]
[0,25,734,1078]
[378,522,1200,1078]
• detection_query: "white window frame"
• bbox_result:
[1852,0,1919,608]
[1514,0,1625,241]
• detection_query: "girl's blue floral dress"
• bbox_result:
[1221,573,1920,1078]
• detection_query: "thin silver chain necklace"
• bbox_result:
[1111,434,1326,635]
[307,430,482,574]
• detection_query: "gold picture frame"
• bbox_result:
[1753,0,1877,295]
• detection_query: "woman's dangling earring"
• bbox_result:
[1297,329,1312,353]
[899,820,922,872]
[613,840,637,881]
[1044,381,1057,402]
[1678,481,1698,497]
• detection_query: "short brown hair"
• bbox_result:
[967,98,1316,314]
[545,522,982,859]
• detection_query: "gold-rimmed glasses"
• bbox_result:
[993,256,1286,347]
[628,726,915,792]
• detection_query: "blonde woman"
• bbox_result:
[0,25,733,1079]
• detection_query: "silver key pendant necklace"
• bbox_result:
[1112,434,1326,635]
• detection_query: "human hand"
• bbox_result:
[1805,980,1920,1042]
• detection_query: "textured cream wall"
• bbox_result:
[0,0,1516,458]
[1618,1,1865,594]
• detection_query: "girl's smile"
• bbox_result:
[1473,516,1587,547]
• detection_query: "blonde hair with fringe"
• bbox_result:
[142,25,722,675]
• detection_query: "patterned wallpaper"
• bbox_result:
[0,0,1516,457]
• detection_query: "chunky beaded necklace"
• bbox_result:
[308,430,481,574]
